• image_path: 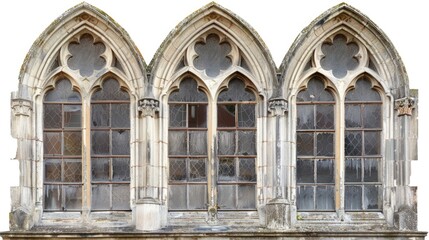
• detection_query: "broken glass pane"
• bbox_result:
[297,185,314,210]
[237,185,256,209]
[44,104,62,129]
[112,130,130,155]
[64,160,82,182]
[363,104,381,128]
[63,132,82,156]
[345,158,362,182]
[297,159,314,183]
[44,132,61,155]
[345,78,381,102]
[91,131,110,155]
[345,104,361,128]
[218,185,235,209]
[64,185,82,210]
[91,104,110,127]
[112,158,130,181]
[112,184,130,210]
[364,185,381,210]
[238,104,255,127]
[111,104,130,128]
[364,158,379,182]
[91,184,110,210]
[64,105,81,128]
[217,79,255,102]
[194,34,232,77]
[44,159,61,182]
[238,131,256,155]
[317,159,334,183]
[188,185,207,209]
[296,133,314,156]
[218,158,235,181]
[44,185,62,210]
[189,159,206,181]
[316,133,334,156]
[345,185,362,210]
[168,78,207,102]
[239,158,256,182]
[218,131,235,155]
[169,105,186,127]
[316,105,334,129]
[188,104,207,128]
[168,185,186,210]
[189,131,207,155]
[315,186,335,210]
[364,131,380,155]
[345,131,362,156]
[91,158,110,181]
[297,105,314,129]
[169,158,186,181]
[168,131,187,155]
[217,104,236,127]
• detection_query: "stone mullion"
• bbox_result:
[82,97,91,218]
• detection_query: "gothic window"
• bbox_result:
[43,79,82,211]
[91,79,131,211]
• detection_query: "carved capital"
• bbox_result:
[138,98,159,117]
[268,98,288,116]
[11,99,33,117]
[395,97,415,116]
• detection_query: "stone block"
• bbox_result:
[9,207,33,230]
[135,199,162,231]
[394,205,417,231]
[265,198,289,229]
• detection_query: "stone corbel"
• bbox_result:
[138,98,159,117]
[268,98,288,117]
[394,97,415,116]
[11,98,32,117]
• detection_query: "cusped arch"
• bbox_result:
[17,2,147,100]
[280,3,409,99]
[150,2,276,100]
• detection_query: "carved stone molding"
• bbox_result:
[138,98,159,117]
[268,98,288,116]
[395,97,415,116]
[11,99,33,117]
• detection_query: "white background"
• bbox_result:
[0,0,427,232]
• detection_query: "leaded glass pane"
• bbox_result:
[345,185,362,210]
[189,131,207,155]
[364,158,379,182]
[92,184,110,210]
[218,79,255,102]
[315,186,335,210]
[218,185,235,209]
[345,131,362,156]
[296,78,334,102]
[320,34,359,78]
[316,105,334,129]
[364,131,380,155]
[44,185,62,210]
[363,105,382,128]
[63,132,81,155]
[239,158,256,182]
[91,158,110,181]
[112,185,130,210]
[64,185,82,210]
[188,104,207,128]
[112,130,130,155]
[44,159,61,182]
[218,131,235,155]
[238,104,255,127]
[297,159,314,183]
[111,104,130,128]
[67,34,106,77]
[64,105,81,128]
[168,131,187,155]
[218,158,235,181]
[169,105,186,127]
[345,158,362,182]
[297,186,314,210]
[92,79,129,101]
[168,185,186,210]
[112,158,130,181]
[317,159,334,183]
[44,104,62,129]
[189,159,206,181]
[91,104,109,127]
[44,132,61,155]
[297,105,314,129]
[237,131,256,155]
[194,34,232,77]
[188,185,207,209]
[297,133,313,156]
[345,79,381,102]
[345,104,361,128]
[64,160,82,182]
[44,79,81,102]
[237,185,255,209]
[169,158,186,181]
[91,131,110,155]
[168,78,207,102]
[217,104,235,127]
[316,133,334,156]
[364,185,381,210]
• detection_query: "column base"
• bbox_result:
[135,198,162,231]
[265,198,290,230]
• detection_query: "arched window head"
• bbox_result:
[43,79,82,211]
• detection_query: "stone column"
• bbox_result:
[393,95,418,230]
[10,95,35,230]
[265,98,290,229]
[135,98,162,230]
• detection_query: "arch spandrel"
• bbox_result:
[17,2,147,100]
[149,2,277,100]
[280,3,409,100]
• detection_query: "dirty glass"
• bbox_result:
[44,159,61,182]
[238,104,255,127]
[218,131,235,155]
[217,104,236,127]
[112,158,131,181]
[297,105,314,129]
[64,105,81,128]
[194,34,232,77]
[188,185,207,209]
[91,104,110,127]
[217,79,255,102]
[345,186,362,210]
[112,185,130,210]
[296,133,314,156]
[297,186,315,210]
[316,133,334,156]
[237,131,256,155]
[44,185,62,211]
[218,158,235,181]
[297,159,314,183]
[238,158,256,182]
[189,131,207,155]
[168,185,187,210]
[189,159,206,181]
[91,158,110,181]
[188,104,207,128]
[91,185,110,210]
[44,104,62,129]
[316,105,334,129]
[317,159,334,183]
[169,158,187,181]
[111,104,130,128]
[237,185,256,209]
[169,105,186,127]
[296,78,334,102]
[112,130,130,155]
[64,185,82,210]
[364,185,382,210]
[218,185,235,210]
[315,186,335,210]
[64,132,82,155]
[64,160,82,182]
